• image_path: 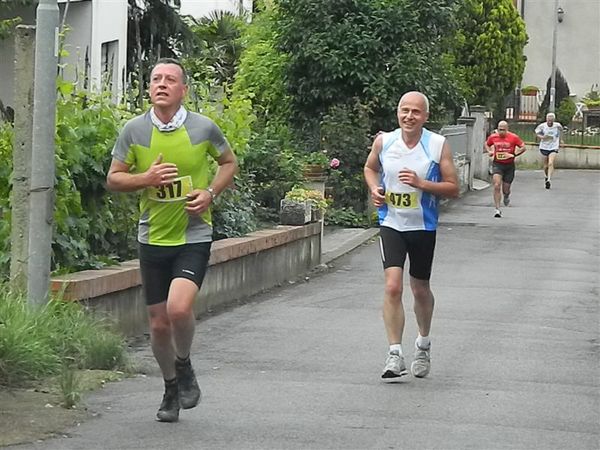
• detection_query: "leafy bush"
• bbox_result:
[557,97,576,127]
[212,173,258,240]
[320,100,372,211]
[324,206,372,228]
[241,124,304,210]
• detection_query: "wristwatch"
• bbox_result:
[206,186,216,200]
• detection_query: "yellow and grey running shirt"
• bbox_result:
[378,128,445,232]
[111,111,230,246]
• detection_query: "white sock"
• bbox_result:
[389,344,403,355]
[416,334,430,349]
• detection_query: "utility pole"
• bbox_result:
[549,0,559,113]
[27,0,59,305]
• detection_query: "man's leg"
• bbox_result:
[411,277,434,339]
[166,279,203,410]
[148,302,180,422]
[148,302,176,380]
[383,267,405,346]
[546,152,557,188]
[542,153,549,179]
[381,267,408,378]
[167,278,199,360]
[492,173,502,216]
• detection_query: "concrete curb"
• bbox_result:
[321,228,380,265]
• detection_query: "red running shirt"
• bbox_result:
[486,132,524,165]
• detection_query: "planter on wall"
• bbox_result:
[302,164,327,182]
[280,199,311,225]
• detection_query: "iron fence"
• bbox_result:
[508,121,600,147]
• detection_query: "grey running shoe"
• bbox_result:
[156,383,180,422]
[381,350,408,379]
[176,358,201,409]
[411,345,431,378]
[494,209,502,218]
[503,194,510,206]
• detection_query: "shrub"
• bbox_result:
[557,97,576,127]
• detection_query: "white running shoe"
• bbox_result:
[411,345,431,378]
[381,350,408,379]
[494,209,502,218]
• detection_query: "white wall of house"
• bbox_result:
[518,0,600,99]
[180,0,252,19]
[0,0,127,109]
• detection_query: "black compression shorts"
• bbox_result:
[138,242,212,305]
[378,227,436,280]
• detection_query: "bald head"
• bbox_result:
[398,91,429,113]
[497,120,509,136]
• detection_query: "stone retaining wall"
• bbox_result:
[50,223,323,336]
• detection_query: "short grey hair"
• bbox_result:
[398,91,430,113]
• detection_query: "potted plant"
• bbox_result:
[582,84,600,110]
[520,85,539,96]
[280,187,329,224]
[302,151,330,181]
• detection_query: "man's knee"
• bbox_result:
[411,282,432,301]
[384,279,403,300]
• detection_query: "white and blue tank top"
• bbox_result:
[378,128,445,232]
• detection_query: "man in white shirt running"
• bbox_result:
[364,92,459,381]
[535,113,562,189]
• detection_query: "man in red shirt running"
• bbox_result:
[485,121,526,218]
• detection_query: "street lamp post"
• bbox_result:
[549,2,564,113]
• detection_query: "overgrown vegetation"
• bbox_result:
[0,287,127,389]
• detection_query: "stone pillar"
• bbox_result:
[469,106,491,182]
[457,116,475,189]
[10,25,36,295]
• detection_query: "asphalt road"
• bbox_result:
[13,169,599,450]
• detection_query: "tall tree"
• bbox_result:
[453,0,528,110]
[275,0,463,133]
[126,0,196,105]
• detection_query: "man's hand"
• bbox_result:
[399,169,422,189]
[370,186,385,207]
[145,154,178,187]
[185,189,212,215]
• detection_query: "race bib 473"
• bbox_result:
[148,175,193,202]
[385,191,418,209]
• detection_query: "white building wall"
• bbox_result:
[89,0,127,98]
[520,0,600,99]
[0,0,127,109]
[180,0,252,19]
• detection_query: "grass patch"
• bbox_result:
[0,286,128,391]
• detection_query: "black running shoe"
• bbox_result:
[545,180,551,189]
[176,358,201,409]
[156,382,180,422]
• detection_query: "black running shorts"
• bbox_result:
[378,227,436,280]
[491,162,515,183]
[138,242,212,305]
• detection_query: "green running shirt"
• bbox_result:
[111,111,230,246]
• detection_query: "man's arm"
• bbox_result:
[106,154,178,192]
[399,141,459,198]
[184,148,238,215]
[514,143,526,156]
[364,134,386,207]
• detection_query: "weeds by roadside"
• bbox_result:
[0,286,128,400]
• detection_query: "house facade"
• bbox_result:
[180,0,253,19]
[0,0,128,110]
[516,0,600,100]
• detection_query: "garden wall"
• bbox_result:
[50,223,323,336]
